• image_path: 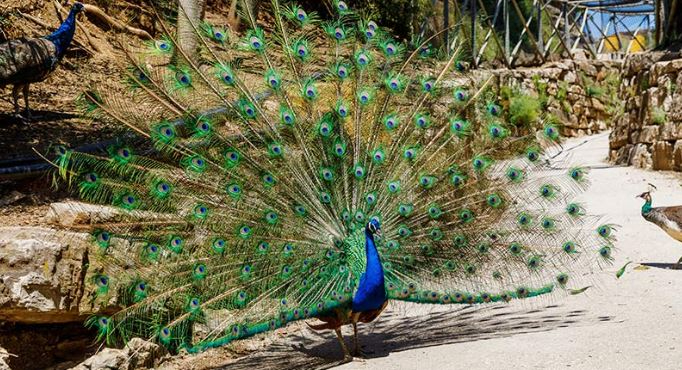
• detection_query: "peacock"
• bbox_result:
[53,0,616,361]
[637,189,682,263]
[0,2,84,120]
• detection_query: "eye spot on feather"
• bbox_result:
[541,218,556,230]
[562,241,577,254]
[337,1,348,11]
[336,64,347,77]
[599,246,612,259]
[296,8,307,20]
[194,204,208,218]
[250,36,263,50]
[509,242,522,255]
[517,212,532,227]
[597,225,613,238]
[527,148,540,162]
[96,275,109,287]
[453,234,468,248]
[454,89,467,101]
[385,43,396,55]
[96,231,110,245]
[566,203,582,216]
[85,173,98,183]
[527,255,542,270]
[459,209,474,223]
[429,228,443,241]
[211,239,226,254]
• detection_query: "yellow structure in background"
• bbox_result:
[602,33,647,53]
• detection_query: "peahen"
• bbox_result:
[54,0,615,360]
[0,2,84,120]
[637,190,682,262]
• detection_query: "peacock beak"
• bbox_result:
[375,229,382,238]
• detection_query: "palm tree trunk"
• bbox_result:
[176,0,206,64]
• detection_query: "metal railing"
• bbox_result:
[428,0,658,67]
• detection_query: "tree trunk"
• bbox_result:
[175,0,206,64]
[663,0,681,47]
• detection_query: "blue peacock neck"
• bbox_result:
[642,199,652,214]
[351,229,386,312]
[45,7,79,59]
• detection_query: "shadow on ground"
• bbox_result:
[640,262,682,270]
[219,304,612,370]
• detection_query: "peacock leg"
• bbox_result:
[334,328,352,362]
[22,84,31,119]
[351,312,362,356]
[11,84,21,116]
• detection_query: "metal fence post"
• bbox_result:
[471,0,477,68]
[537,0,544,54]
[444,0,450,55]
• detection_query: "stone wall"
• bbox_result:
[609,51,682,171]
[493,59,621,137]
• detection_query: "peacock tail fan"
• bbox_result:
[58,0,615,352]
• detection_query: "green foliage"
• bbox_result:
[586,85,603,98]
[556,81,568,102]
[531,75,549,109]
[651,107,667,125]
[509,91,541,126]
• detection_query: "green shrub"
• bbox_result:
[509,92,540,126]
[651,108,667,125]
[586,85,603,97]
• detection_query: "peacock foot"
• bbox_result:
[14,110,31,123]
[354,346,373,358]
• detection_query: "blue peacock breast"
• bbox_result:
[342,228,387,312]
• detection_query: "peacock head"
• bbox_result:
[72,2,85,13]
[366,218,382,238]
[636,191,652,203]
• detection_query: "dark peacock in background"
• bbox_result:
[55,0,616,360]
[0,2,84,120]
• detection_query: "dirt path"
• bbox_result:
[205,132,682,370]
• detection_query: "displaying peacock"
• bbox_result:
[54,0,616,360]
[0,2,83,120]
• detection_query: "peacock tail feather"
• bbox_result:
[57,1,614,352]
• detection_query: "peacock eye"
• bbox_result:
[250,36,262,49]
[296,9,306,20]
